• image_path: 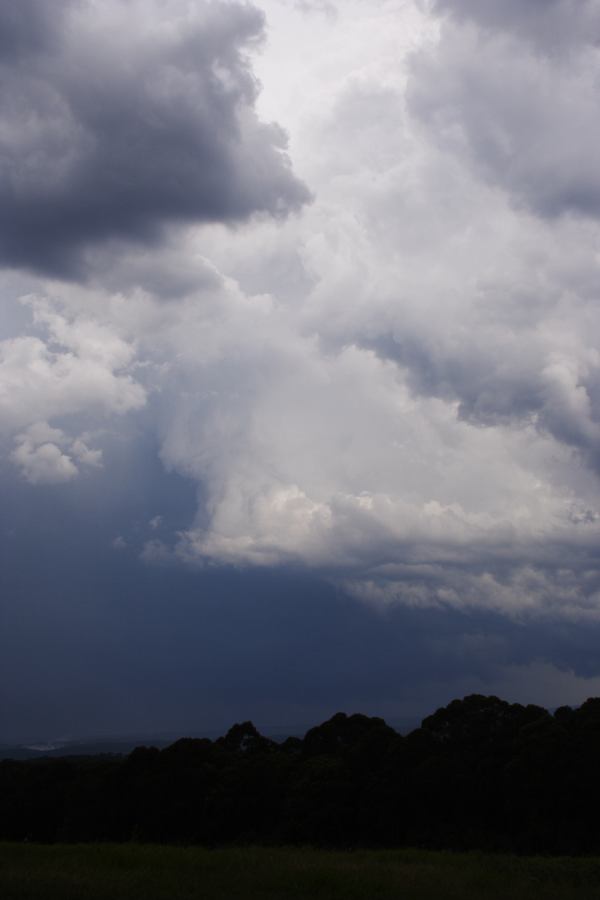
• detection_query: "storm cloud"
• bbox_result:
[5,0,600,743]
[0,0,75,60]
[412,0,600,220]
[0,0,600,621]
[428,0,600,55]
[0,0,309,276]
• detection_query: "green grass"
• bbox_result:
[2,842,600,899]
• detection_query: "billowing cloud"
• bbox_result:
[428,0,600,56]
[0,296,145,432]
[3,0,600,622]
[35,226,600,617]
[11,422,79,485]
[0,293,144,480]
[10,421,102,484]
[0,0,309,276]
[412,1,600,219]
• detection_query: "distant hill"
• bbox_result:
[0,717,422,761]
[0,739,169,761]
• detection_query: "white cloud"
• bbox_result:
[0,296,145,477]
[4,0,600,618]
[344,565,600,623]
[11,423,78,485]
[0,298,145,432]
[71,438,103,469]
[10,421,105,484]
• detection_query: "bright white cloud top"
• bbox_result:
[2,0,600,618]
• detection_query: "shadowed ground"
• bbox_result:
[2,843,600,900]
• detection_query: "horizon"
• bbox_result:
[1,693,586,755]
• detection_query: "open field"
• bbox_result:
[2,843,600,900]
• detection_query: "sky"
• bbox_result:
[3,0,600,743]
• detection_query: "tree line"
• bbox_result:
[2,694,600,854]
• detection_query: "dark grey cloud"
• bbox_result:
[364,327,600,474]
[411,1,600,220]
[0,0,309,277]
[0,0,74,60]
[429,0,600,56]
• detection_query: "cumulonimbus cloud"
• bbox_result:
[3,0,600,620]
[0,0,310,276]
[428,0,600,56]
[413,0,600,220]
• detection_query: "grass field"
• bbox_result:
[2,842,600,899]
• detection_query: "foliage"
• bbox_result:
[2,696,600,853]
